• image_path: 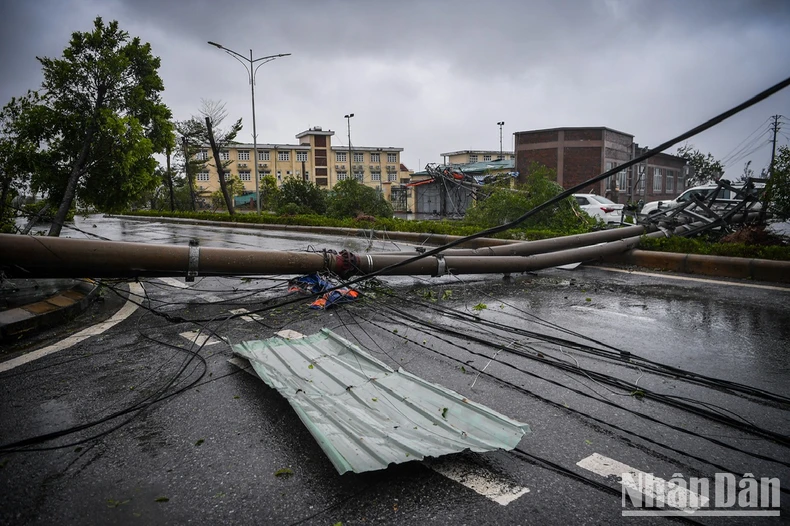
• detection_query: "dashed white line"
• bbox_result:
[178,330,225,347]
[577,453,707,514]
[570,306,655,322]
[0,283,145,373]
[426,456,529,505]
[229,308,264,323]
[158,277,189,289]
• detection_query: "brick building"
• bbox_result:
[514,127,688,204]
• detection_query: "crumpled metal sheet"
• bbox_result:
[232,329,530,474]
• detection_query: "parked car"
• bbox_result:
[639,182,764,220]
[573,194,624,224]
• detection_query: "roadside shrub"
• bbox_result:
[465,162,595,232]
[275,178,327,215]
[326,179,393,219]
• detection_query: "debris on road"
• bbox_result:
[232,329,530,474]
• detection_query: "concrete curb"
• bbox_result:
[602,249,790,284]
[113,214,790,285]
[0,280,100,341]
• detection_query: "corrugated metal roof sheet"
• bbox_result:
[232,329,530,475]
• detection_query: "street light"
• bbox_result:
[497,121,505,160]
[207,41,291,213]
[344,113,354,182]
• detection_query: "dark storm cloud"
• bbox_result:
[2,0,789,175]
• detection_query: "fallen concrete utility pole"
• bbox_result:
[370,224,649,258]
[0,228,670,280]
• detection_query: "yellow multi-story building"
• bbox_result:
[193,126,412,206]
[440,149,515,165]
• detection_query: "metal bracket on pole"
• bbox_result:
[186,240,200,282]
[434,255,447,277]
[656,226,672,238]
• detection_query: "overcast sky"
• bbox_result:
[2,0,789,178]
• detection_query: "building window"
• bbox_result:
[196,149,208,161]
[336,152,347,162]
[258,151,270,161]
[238,150,250,161]
[338,172,348,181]
[278,151,290,162]
[618,170,627,191]
[219,150,230,161]
[355,173,364,183]
[469,154,478,163]
[353,152,364,163]
[370,153,380,163]
[653,168,663,193]
[372,172,381,182]
[196,172,210,182]
[239,171,251,182]
[259,172,267,180]
[296,151,308,162]
[388,173,397,182]
[387,153,397,163]
[666,170,674,193]
[483,155,492,161]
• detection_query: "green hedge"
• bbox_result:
[123,209,591,241]
[639,236,790,261]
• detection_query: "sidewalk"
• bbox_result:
[0,278,99,341]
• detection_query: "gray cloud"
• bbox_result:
[2,0,789,176]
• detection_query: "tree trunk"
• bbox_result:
[205,116,234,216]
[0,177,9,227]
[49,88,105,237]
[48,126,95,236]
[166,144,175,212]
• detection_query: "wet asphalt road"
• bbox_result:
[1,216,789,525]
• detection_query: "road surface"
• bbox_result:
[1,216,788,524]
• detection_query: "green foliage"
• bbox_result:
[639,235,790,261]
[3,17,172,235]
[325,178,393,219]
[767,145,790,220]
[465,162,594,232]
[259,175,280,212]
[676,144,724,186]
[275,177,327,215]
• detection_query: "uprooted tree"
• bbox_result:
[177,100,242,215]
[2,17,173,236]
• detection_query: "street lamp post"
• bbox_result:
[344,113,354,182]
[497,121,505,160]
[207,41,290,214]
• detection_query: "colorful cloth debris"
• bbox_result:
[309,288,359,310]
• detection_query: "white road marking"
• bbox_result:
[0,283,145,373]
[577,453,707,513]
[595,266,790,292]
[198,294,225,304]
[275,329,305,339]
[178,330,225,347]
[570,305,655,322]
[229,308,264,323]
[426,456,529,506]
[158,277,189,289]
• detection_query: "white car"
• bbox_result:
[639,183,764,219]
[573,194,625,224]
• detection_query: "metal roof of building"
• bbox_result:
[232,329,530,475]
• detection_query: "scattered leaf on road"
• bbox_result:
[274,468,294,477]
